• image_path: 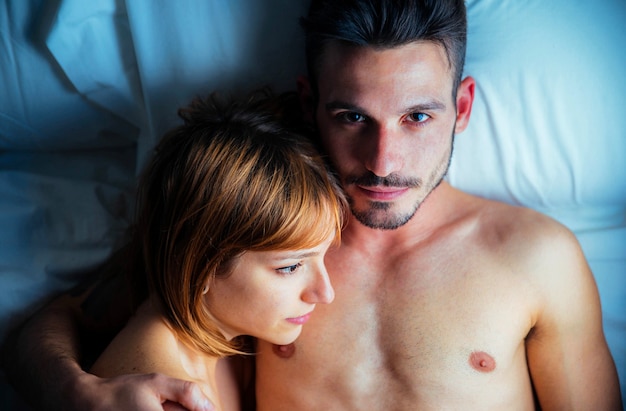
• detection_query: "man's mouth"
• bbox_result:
[356,186,409,201]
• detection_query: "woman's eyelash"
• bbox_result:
[276,262,302,275]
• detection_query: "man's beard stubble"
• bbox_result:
[346,139,454,230]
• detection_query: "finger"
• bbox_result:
[153,375,215,411]
[163,400,191,411]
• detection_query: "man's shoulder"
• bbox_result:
[460,191,565,235]
[453,193,592,315]
[455,191,580,264]
[468,195,588,284]
[421,184,572,250]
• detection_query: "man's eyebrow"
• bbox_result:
[324,101,367,114]
[403,100,446,113]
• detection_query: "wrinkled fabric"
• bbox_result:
[0,0,624,406]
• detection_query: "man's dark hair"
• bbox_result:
[301,0,467,97]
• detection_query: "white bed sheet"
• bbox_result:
[1,0,624,407]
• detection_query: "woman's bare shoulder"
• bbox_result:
[90,300,183,378]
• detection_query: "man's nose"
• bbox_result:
[362,124,404,177]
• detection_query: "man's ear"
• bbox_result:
[297,75,315,124]
[454,76,475,134]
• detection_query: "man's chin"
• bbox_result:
[351,205,416,230]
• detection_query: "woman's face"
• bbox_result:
[204,234,336,345]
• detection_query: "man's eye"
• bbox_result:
[409,112,430,123]
[276,263,302,275]
[339,112,366,123]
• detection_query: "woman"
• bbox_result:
[89,90,347,411]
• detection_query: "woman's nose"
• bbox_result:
[302,265,335,304]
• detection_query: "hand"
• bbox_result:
[66,372,215,411]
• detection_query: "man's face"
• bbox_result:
[314,41,461,229]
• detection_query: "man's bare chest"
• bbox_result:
[255,249,538,410]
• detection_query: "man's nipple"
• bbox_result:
[469,350,496,372]
[272,343,296,358]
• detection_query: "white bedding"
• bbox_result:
[1,0,624,407]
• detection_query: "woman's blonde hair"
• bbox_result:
[130,89,347,357]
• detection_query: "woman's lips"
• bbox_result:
[286,311,312,325]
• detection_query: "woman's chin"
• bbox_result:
[265,329,302,346]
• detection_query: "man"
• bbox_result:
[3,0,621,410]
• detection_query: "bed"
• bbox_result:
[1,0,624,408]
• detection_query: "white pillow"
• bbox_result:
[448,0,626,232]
